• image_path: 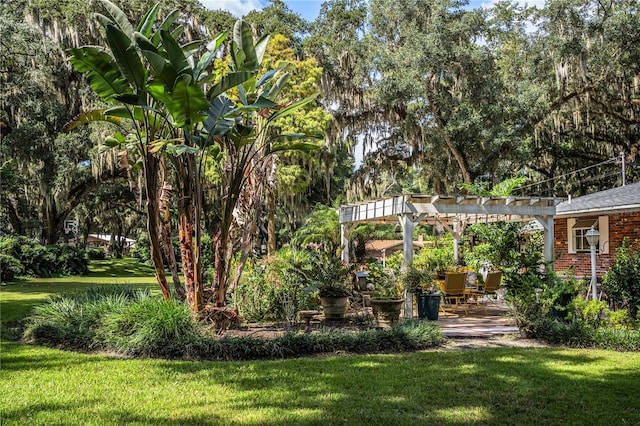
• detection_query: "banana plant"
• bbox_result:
[66,1,321,315]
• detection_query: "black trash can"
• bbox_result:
[417,293,441,320]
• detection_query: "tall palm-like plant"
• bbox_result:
[66,0,320,312]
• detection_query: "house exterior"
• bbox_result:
[554,181,640,278]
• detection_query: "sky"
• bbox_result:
[200,0,547,22]
[200,1,323,22]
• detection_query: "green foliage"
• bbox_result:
[235,248,317,322]
[292,206,340,254]
[366,264,400,299]
[0,236,88,278]
[98,296,202,357]
[22,286,444,359]
[466,222,527,271]
[414,244,455,274]
[306,250,352,297]
[234,262,275,322]
[459,176,529,196]
[87,248,107,260]
[23,285,147,348]
[0,253,23,282]
[399,265,434,294]
[602,239,640,320]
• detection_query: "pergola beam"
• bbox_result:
[339,194,561,272]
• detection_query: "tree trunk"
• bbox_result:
[212,230,229,307]
[145,153,171,300]
[159,181,186,301]
[267,186,276,256]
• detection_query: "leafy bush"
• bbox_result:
[0,236,88,277]
[194,320,444,361]
[0,253,23,282]
[53,244,89,275]
[23,287,445,360]
[23,286,146,348]
[539,319,640,351]
[98,296,202,358]
[234,263,275,321]
[602,239,640,320]
[87,248,107,260]
[235,248,320,323]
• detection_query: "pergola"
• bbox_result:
[338,194,562,316]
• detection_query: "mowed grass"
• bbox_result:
[1,258,158,325]
[1,341,639,425]
[1,259,639,425]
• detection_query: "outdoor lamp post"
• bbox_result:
[585,226,600,300]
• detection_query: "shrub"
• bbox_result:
[53,244,89,275]
[0,253,23,282]
[602,239,640,320]
[23,287,445,360]
[0,236,88,277]
[98,296,202,358]
[235,248,320,323]
[87,248,107,260]
[194,320,444,361]
[23,286,146,348]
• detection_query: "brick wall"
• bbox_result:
[554,212,640,278]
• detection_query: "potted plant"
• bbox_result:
[369,266,404,328]
[308,251,352,320]
[398,266,441,320]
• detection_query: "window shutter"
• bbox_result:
[567,218,576,254]
[598,215,609,254]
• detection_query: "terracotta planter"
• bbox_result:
[370,298,404,328]
[320,296,349,319]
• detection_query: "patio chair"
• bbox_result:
[472,271,502,309]
[442,272,468,314]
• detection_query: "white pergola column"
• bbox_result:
[452,219,462,265]
[437,217,465,265]
[340,223,351,264]
[535,215,555,268]
[398,213,425,319]
[399,214,415,267]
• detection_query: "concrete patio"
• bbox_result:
[434,300,519,337]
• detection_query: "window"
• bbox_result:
[567,216,608,254]
[573,219,598,252]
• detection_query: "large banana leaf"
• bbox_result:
[68,46,131,102]
[194,33,226,78]
[134,32,159,56]
[147,82,173,109]
[171,75,209,128]
[105,24,146,90]
[203,96,236,136]
[160,30,190,79]
[151,9,179,46]
[266,72,291,101]
[63,109,122,131]
[207,71,254,100]
[98,0,135,37]
[254,34,270,67]
[136,3,160,38]
[142,50,178,89]
[268,94,320,123]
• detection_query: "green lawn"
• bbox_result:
[1,341,639,425]
[1,259,639,425]
[1,259,157,324]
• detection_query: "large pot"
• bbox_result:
[370,298,404,328]
[320,296,349,319]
